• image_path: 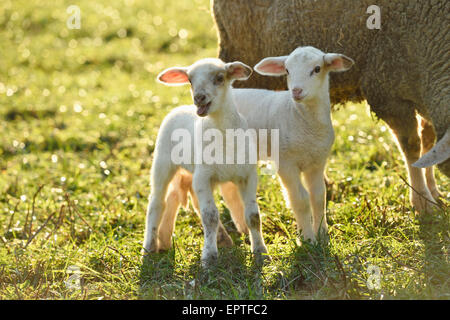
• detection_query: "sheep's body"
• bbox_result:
[143,59,268,265]
[213,0,449,213]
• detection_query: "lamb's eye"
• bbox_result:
[214,74,224,85]
[286,69,289,75]
[314,66,321,73]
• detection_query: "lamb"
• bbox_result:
[212,0,449,214]
[142,58,268,266]
[220,46,355,243]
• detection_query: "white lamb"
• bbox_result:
[224,46,355,243]
[142,58,268,266]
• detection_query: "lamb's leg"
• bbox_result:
[157,171,193,251]
[237,172,268,264]
[420,118,442,201]
[142,162,176,254]
[192,174,220,266]
[383,112,438,214]
[189,187,233,248]
[219,182,249,234]
[278,164,315,243]
[303,165,328,241]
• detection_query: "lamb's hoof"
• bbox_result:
[158,239,173,252]
[141,246,157,263]
[217,230,234,248]
[253,250,271,266]
[315,228,330,245]
[201,253,218,268]
[141,242,158,255]
[296,234,316,246]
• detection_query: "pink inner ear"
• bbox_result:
[159,69,189,84]
[229,66,245,78]
[258,61,285,74]
[330,58,344,69]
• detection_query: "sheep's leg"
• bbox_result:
[219,182,249,234]
[189,187,233,248]
[383,113,438,214]
[192,173,220,266]
[420,118,442,201]
[142,162,177,254]
[278,164,315,244]
[303,165,328,241]
[237,173,268,263]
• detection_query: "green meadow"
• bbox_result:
[0,0,448,299]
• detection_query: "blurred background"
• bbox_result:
[0,0,447,299]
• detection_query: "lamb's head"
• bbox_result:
[255,46,354,104]
[157,58,252,117]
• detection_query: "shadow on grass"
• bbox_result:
[137,231,270,299]
[138,248,178,299]
[137,232,355,299]
[269,237,350,299]
[418,209,450,294]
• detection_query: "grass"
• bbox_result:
[0,0,448,300]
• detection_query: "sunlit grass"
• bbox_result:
[0,0,448,300]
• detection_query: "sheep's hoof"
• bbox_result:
[411,192,441,215]
[430,188,444,203]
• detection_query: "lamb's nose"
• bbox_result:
[292,88,303,97]
[194,94,206,105]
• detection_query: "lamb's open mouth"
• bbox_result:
[196,101,211,117]
[293,94,307,102]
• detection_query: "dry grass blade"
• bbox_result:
[65,193,94,231]
[24,212,56,249]
[333,254,348,293]
[43,204,66,243]
[6,200,20,233]
[107,245,133,264]
[24,184,45,238]
[379,243,423,273]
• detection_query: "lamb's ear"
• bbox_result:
[225,62,253,81]
[254,56,288,76]
[157,67,189,86]
[323,54,354,72]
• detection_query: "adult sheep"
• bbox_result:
[212,0,449,214]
